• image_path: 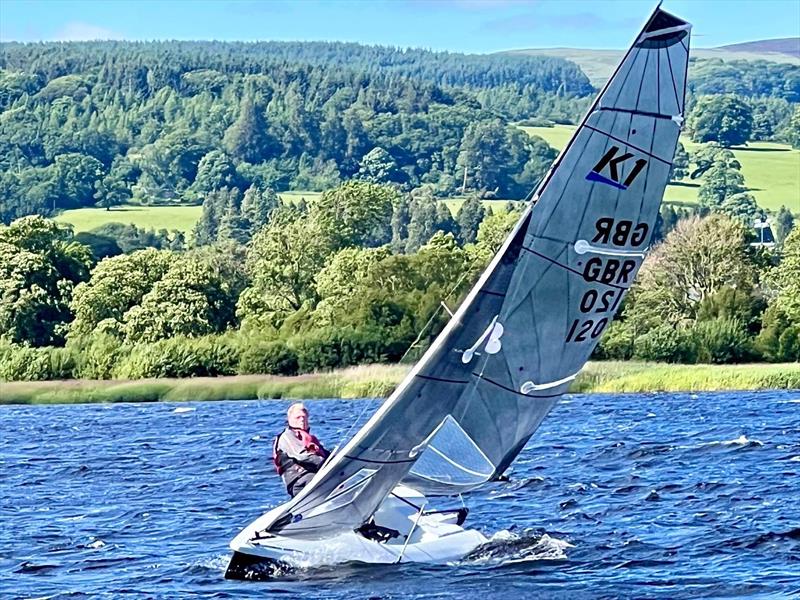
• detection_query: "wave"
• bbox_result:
[464,529,573,565]
[707,435,764,448]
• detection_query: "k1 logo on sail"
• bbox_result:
[586,146,647,190]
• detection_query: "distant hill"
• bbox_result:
[716,38,800,58]
[504,41,800,87]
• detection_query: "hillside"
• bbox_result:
[717,38,800,58]
[506,45,800,87]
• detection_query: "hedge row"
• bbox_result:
[0,326,409,382]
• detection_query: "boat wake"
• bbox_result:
[463,529,572,565]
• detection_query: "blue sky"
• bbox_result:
[1,0,798,52]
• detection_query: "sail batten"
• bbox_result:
[260,7,691,540]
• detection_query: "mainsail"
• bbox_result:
[262,7,691,539]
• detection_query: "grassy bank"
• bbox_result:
[2,362,798,405]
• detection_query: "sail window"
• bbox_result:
[302,469,377,519]
[409,415,494,487]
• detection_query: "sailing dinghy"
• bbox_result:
[226,5,691,579]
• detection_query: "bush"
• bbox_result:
[290,326,403,373]
[0,344,75,381]
[594,321,635,360]
[756,307,800,362]
[517,118,554,127]
[633,324,694,363]
[238,340,299,375]
[778,325,800,361]
[113,335,239,379]
[70,333,125,379]
[691,318,755,364]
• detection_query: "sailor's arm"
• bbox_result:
[276,430,326,471]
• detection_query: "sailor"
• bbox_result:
[272,402,330,497]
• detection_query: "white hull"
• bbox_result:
[226,486,488,579]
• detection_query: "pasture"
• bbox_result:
[55,192,324,234]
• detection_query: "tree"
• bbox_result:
[237,210,332,328]
[669,142,689,181]
[241,184,279,234]
[455,195,485,245]
[121,247,246,343]
[475,204,523,257]
[191,150,240,195]
[217,195,252,245]
[193,188,240,246]
[782,105,800,149]
[93,172,131,211]
[633,215,758,325]
[768,226,800,322]
[357,147,399,184]
[653,204,680,242]
[0,216,92,346]
[314,246,392,326]
[405,189,440,253]
[456,119,528,197]
[718,192,762,224]
[688,95,753,147]
[514,133,557,195]
[690,145,740,180]
[309,181,397,249]
[390,193,411,253]
[53,152,105,209]
[774,206,795,245]
[223,95,277,163]
[698,159,746,208]
[68,248,174,339]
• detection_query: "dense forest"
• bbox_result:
[2,41,798,225]
[0,40,594,223]
[1,41,799,381]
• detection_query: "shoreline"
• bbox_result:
[2,362,799,405]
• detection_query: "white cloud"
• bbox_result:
[52,21,123,41]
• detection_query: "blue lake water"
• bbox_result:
[2,390,799,599]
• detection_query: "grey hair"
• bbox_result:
[287,402,307,418]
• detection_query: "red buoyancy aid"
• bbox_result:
[272,427,327,475]
[293,428,325,456]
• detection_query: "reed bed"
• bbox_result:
[1,362,798,405]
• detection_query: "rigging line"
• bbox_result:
[396,501,426,564]
[472,371,565,398]
[333,266,473,450]
[398,268,470,364]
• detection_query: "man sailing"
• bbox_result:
[272,403,330,497]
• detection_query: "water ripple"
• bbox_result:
[2,391,799,598]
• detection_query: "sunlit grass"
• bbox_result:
[54,205,204,234]
[54,191,325,235]
[2,362,798,405]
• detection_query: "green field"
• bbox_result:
[521,125,800,213]
[55,191,324,234]
[54,205,204,234]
